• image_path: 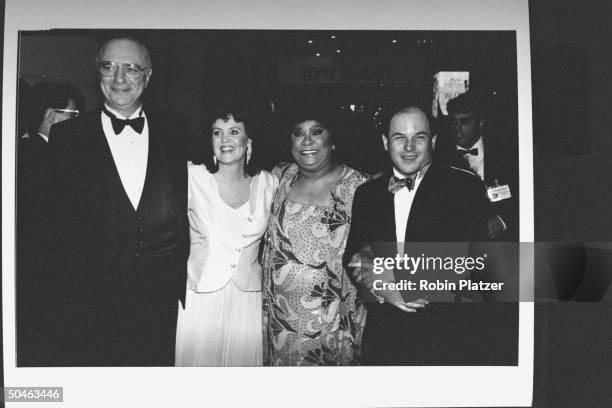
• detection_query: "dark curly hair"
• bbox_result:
[195,102,260,177]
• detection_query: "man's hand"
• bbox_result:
[348,251,429,313]
[387,297,429,313]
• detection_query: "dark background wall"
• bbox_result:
[531,0,612,406]
[532,0,612,243]
[17,29,518,176]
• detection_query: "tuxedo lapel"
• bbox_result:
[451,150,471,173]
[403,163,440,242]
[483,141,505,186]
[145,111,188,225]
[91,110,141,213]
[376,172,397,243]
[134,112,157,213]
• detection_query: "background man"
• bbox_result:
[345,106,518,365]
[18,82,83,215]
[17,81,83,366]
[445,91,519,241]
[47,37,191,366]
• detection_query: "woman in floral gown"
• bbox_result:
[262,110,369,365]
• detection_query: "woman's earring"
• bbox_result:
[247,145,252,165]
[213,155,217,166]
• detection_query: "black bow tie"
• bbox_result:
[102,106,145,134]
[388,176,414,194]
[458,148,479,156]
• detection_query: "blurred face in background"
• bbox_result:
[449,110,482,148]
[291,120,334,172]
[383,108,436,178]
[50,99,78,124]
[211,115,251,167]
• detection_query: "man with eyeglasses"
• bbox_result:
[17,81,83,366]
[47,37,191,366]
[20,81,81,142]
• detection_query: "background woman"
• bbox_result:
[175,105,278,366]
[262,108,369,365]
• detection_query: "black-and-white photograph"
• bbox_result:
[15,29,520,369]
[3,1,537,407]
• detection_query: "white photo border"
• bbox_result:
[2,0,534,406]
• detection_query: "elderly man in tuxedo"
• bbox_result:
[48,37,191,366]
[344,106,518,365]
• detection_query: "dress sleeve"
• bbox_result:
[271,162,291,179]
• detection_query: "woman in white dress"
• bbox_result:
[175,106,277,366]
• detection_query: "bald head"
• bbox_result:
[96,37,151,68]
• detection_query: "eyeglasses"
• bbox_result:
[98,61,150,79]
[53,109,80,118]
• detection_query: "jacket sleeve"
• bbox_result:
[465,176,490,242]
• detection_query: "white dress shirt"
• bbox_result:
[37,132,49,143]
[456,136,485,180]
[393,164,429,243]
[101,104,148,209]
[186,163,278,292]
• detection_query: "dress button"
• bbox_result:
[230,264,237,268]
[242,234,248,238]
[236,248,242,252]
[247,217,253,222]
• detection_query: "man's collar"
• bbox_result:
[37,132,49,143]
[456,135,484,152]
[103,103,144,120]
[392,160,432,181]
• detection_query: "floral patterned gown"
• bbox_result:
[262,163,369,365]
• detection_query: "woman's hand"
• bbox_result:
[348,251,375,288]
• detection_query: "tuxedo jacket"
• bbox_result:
[345,160,488,259]
[17,134,54,365]
[441,137,519,241]
[48,108,190,294]
[18,134,52,221]
[45,109,191,364]
[344,161,518,365]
